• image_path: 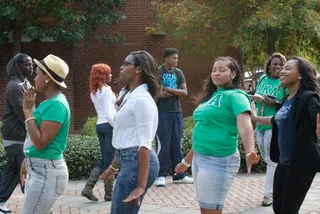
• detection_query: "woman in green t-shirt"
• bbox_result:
[251,53,287,206]
[22,54,71,214]
[175,56,260,214]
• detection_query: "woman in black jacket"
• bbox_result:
[251,57,320,214]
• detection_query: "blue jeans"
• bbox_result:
[192,151,240,210]
[156,112,184,180]
[111,147,159,214]
[256,130,277,198]
[96,123,115,170]
[22,157,68,214]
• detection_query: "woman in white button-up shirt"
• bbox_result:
[100,51,160,214]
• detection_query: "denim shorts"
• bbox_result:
[22,157,68,214]
[192,151,240,210]
[111,147,159,214]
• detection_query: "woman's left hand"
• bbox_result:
[23,86,36,113]
[123,186,145,205]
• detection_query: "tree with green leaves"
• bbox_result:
[0,0,126,54]
[152,0,320,71]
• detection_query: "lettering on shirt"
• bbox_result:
[276,104,292,122]
[206,94,223,107]
[256,82,278,97]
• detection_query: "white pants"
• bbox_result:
[256,130,277,198]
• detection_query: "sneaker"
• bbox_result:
[155,177,166,187]
[173,176,194,184]
[0,205,12,214]
[261,196,273,206]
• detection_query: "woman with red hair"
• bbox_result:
[81,63,116,202]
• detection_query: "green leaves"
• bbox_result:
[81,116,98,137]
[153,0,320,68]
[0,0,126,51]
[64,135,101,180]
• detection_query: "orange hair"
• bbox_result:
[89,63,111,94]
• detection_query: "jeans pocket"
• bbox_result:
[55,175,68,195]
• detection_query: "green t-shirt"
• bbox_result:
[255,75,285,131]
[192,88,251,157]
[24,93,71,159]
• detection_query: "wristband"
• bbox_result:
[181,159,191,167]
[25,117,36,123]
[109,165,119,171]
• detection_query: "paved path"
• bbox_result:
[6,173,320,213]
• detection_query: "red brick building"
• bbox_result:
[0,0,240,132]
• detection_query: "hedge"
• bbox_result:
[81,116,97,136]
[65,135,101,179]
[0,121,6,174]
[79,116,266,174]
[0,120,101,180]
[0,116,266,180]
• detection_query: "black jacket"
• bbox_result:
[270,89,320,172]
[1,54,30,142]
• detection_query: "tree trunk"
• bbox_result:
[12,28,21,55]
[267,30,277,55]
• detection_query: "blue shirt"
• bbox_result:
[275,97,295,165]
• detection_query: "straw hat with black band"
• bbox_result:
[34,54,69,88]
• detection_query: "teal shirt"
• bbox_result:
[192,88,251,157]
[255,75,285,131]
[24,93,71,159]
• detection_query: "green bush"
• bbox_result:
[0,145,6,174]
[65,135,101,180]
[0,115,267,178]
[0,121,6,174]
[81,116,97,136]
[0,134,101,180]
[0,121,2,145]
[79,115,266,174]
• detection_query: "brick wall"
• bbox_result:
[0,0,241,132]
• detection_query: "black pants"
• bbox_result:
[273,163,316,214]
[0,144,25,203]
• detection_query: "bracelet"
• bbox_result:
[109,165,119,171]
[181,159,191,167]
[25,117,36,123]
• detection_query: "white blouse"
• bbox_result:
[112,84,158,150]
[90,86,116,127]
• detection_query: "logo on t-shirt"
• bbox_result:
[206,94,223,107]
[162,73,178,89]
[256,82,278,97]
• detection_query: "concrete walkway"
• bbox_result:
[6,173,320,213]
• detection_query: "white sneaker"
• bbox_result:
[155,177,166,187]
[0,205,12,214]
[173,176,194,184]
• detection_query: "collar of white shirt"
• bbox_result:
[127,83,149,99]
